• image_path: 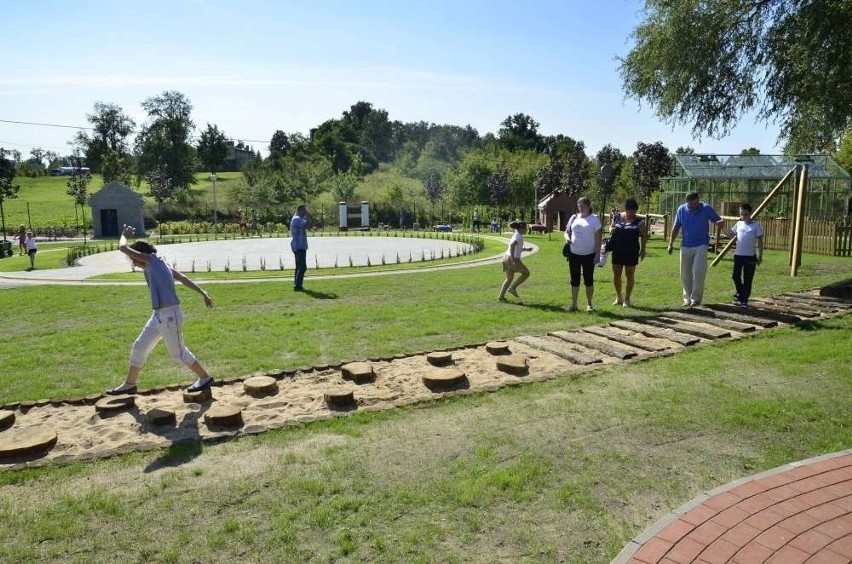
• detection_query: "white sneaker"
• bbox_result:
[586,305,595,312]
[623,299,632,308]
[613,298,622,305]
[682,299,691,307]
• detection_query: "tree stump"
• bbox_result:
[426,351,454,366]
[0,411,14,432]
[244,375,278,397]
[341,362,375,384]
[182,388,213,403]
[422,368,467,391]
[324,388,355,408]
[204,405,243,428]
[94,395,136,414]
[0,426,58,459]
[495,354,529,376]
[145,408,177,426]
[485,341,511,355]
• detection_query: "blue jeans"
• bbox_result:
[293,249,307,289]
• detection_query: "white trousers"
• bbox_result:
[680,245,709,303]
[130,305,197,368]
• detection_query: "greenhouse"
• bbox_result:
[658,154,851,219]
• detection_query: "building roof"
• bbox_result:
[671,154,850,180]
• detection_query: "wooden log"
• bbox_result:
[705,303,803,325]
[94,395,136,414]
[683,307,778,328]
[0,426,58,459]
[549,331,638,360]
[485,341,511,355]
[643,318,731,340]
[513,335,600,365]
[609,321,700,346]
[581,326,671,352]
[661,311,757,333]
[145,408,177,426]
[204,406,243,428]
[747,299,820,318]
[182,388,213,403]
[0,410,14,432]
[495,354,529,376]
[324,388,355,408]
[426,352,454,367]
[422,368,467,390]
[341,362,375,384]
[244,375,279,397]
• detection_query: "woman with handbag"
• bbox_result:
[564,197,602,312]
[610,198,647,307]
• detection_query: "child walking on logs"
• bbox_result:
[498,219,533,302]
[106,225,216,395]
[730,203,763,310]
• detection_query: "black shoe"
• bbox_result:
[294,286,304,292]
[186,377,214,392]
[105,384,137,395]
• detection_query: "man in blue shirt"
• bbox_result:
[667,192,724,306]
[290,205,309,291]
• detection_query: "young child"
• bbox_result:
[730,203,763,309]
[24,231,37,270]
[498,219,533,302]
[106,225,216,395]
[17,225,26,256]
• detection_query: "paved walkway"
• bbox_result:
[614,449,852,563]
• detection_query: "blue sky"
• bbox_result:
[0,0,781,160]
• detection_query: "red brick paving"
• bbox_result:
[614,450,852,563]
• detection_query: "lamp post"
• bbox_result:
[210,173,218,238]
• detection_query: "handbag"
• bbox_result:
[562,214,576,260]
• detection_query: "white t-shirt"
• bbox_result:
[565,214,602,255]
[24,236,37,251]
[732,220,763,256]
[505,232,524,259]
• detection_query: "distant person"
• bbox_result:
[730,203,763,309]
[290,205,309,291]
[106,225,215,396]
[609,198,648,307]
[498,220,532,302]
[490,218,499,232]
[24,230,37,270]
[17,225,27,256]
[473,209,481,232]
[668,192,725,307]
[564,197,602,312]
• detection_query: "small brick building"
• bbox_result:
[88,182,145,238]
[537,191,578,232]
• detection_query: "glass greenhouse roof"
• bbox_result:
[672,154,850,180]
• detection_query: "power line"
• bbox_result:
[0,118,92,130]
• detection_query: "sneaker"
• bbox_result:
[507,287,519,298]
[186,377,214,392]
[498,296,508,303]
[690,300,701,307]
[612,298,623,306]
[682,299,692,307]
[586,305,595,312]
[566,305,578,312]
[105,384,137,396]
[622,299,632,308]
[739,301,749,309]
[733,293,741,303]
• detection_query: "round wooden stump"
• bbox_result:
[422,368,467,391]
[145,408,177,426]
[0,426,58,459]
[496,354,529,376]
[341,362,375,384]
[324,388,355,408]
[182,388,212,403]
[95,395,136,414]
[485,341,511,355]
[244,375,278,397]
[0,410,14,432]
[426,351,454,367]
[204,405,243,428]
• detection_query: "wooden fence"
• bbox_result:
[716,217,852,257]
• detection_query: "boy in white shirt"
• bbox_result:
[730,203,763,309]
[498,220,533,302]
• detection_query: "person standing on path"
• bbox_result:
[564,197,602,312]
[609,198,647,307]
[290,205,309,291]
[24,230,37,270]
[106,225,215,395]
[730,203,763,309]
[667,192,725,307]
[498,219,532,302]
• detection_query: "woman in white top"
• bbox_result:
[498,219,533,302]
[24,231,37,270]
[564,197,602,312]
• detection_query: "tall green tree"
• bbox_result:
[498,113,543,152]
[595,144,626,214]
[269,130,291,157]
[631,141,672,210]
[75,102,136,177]
[135,91,197,192]
[197,123,229,174]
[145,166,174,237]
[66,154,92,244]
[0,148,21,242]
[620,0,852,153]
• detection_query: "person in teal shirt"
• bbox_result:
[667,192,724,307]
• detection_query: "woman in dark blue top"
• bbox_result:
[609,198,647,308]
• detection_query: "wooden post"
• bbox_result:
[790,164,808,276]
[711,167,797,267]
